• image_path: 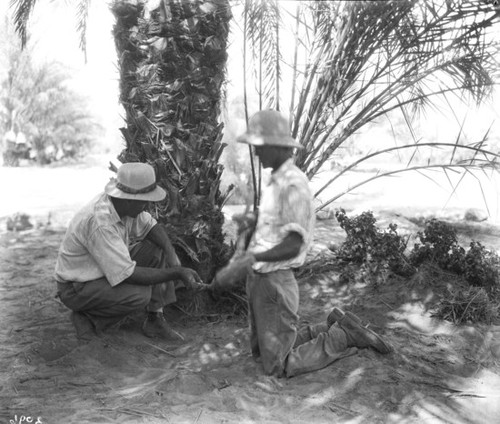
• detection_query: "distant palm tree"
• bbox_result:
[11,0,233,282]
[241,0,500,210]
[0,17,100,165]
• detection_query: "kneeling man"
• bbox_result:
[55,162,201,341]
[233,110,392,377]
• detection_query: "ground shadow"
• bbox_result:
[1,216,500,423]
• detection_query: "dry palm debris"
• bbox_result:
[432,286,499,325]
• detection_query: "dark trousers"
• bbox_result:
[57,240,176,321]
[246,269,357,377]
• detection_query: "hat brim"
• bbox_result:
[104,180,166,202]
[237,133,303,149]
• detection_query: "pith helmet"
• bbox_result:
[237,110,303,149]
[104,162,166,202]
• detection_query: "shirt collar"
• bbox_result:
[103,193,123,225]
[270,158,294,183]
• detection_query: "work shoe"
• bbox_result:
[142,312,185,342]
[329,307,392,354]
[327,306,363,327]
[327,308,340,328]
[71,311,96,342]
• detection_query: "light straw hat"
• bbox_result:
[104,162,166,202]
[237,110,303,149]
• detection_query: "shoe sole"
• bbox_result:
[330,307,393,354]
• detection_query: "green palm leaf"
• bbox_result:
[241,0,500,210]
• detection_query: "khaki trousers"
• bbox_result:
[57,239,176,321]
[246,269,357,378]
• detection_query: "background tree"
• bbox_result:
[240,0,500,210]
[0,17,101,165]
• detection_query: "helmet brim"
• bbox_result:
[236,133,303,149]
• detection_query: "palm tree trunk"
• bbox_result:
[111,0,232,282]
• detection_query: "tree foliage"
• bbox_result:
[240,0,500,209]
[0,18,101,164]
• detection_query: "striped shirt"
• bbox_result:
[248,159,315,273]
[55,193,157,286]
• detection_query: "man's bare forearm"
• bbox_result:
[123,266,183,286]
[253,232,303,262]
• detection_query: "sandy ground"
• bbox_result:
[1,162,500,424]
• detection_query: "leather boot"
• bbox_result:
[142,312,185,342]
[328,307,392,354]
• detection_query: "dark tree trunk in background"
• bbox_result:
[112,0,233,282]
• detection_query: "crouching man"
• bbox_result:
[55,162,202,342]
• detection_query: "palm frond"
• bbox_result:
[10,0,37,47]
[10,0,90,55]
[314,139,500,199]
[244,0,282,110]
[317,162,499,212]
[75,0,91,61]
[277,0,500,184]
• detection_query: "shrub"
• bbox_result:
[409,219,466,274]
[464,241,500,293]
[409,220,500,294]
[334,211,500,324]
[335,209,415,281]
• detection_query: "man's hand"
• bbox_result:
[209,252,256,292]
[232,211,257,235]
[176,267,203,290]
